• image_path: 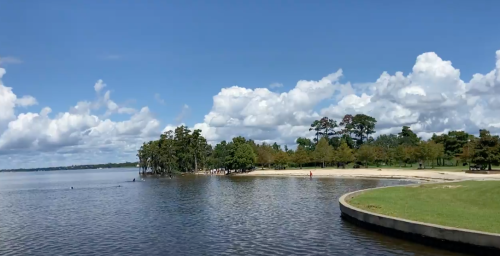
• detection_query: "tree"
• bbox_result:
[459,140,475,166]
[190,129,204,172]
[233,143,257,172]
[294,146,309,168]
[373,134,399,165]
[473,129,500,170]
[137,126,208,175]
[356,144,375,167]
[372,146,386,167]
[351,114,377,146]
[314,137,332,168]
[274,150,289,170]
[319,116,338,139]
[309,120,322,143]
[272,142,281,152]
[431,131,470,165]
[159,130,177,174]
[398,126,420,146]
[393,145,407,167]
[296,137,315,151]
[337,140,355,167]
[213,141,229,170]
[257,143,274,168]
[174,125,193,172]
[415,141,442,168]
[339,114,354,137]
[430,141,444,167]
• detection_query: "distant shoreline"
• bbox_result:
[0,163,139,173]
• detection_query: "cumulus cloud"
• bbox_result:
[189,70,344,145]
[15,95,38,107]
[0,71,160,169]
[191,50,500,146]
[0,68,38,124]
[94,79,106,92]
[6,49,500,168]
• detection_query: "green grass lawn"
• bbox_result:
[348,180,500,234]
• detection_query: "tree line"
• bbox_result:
[137,113,500,174]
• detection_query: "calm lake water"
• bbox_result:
[0,168,467,256]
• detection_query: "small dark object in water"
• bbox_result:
[71,187,73,189]
[133,178,135,182]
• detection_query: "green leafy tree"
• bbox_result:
[294,145,309,169]
[174,125,193,172]
[159,130,178,173]
[339,114,354,137]
[190,129,205,172]
[459,139,475,166]
[213,141,229,170]
[337,140,355,167]
[257,143,274,168]
[351,114,377,146]
[393,145,407,167]
[472,129,500,170]
[296,137,315,151]
[233,143,257,172]
[416,141,442,168]
[431,131,470,165]
[356,144,375,167]
[398,126,420,146]
[272,142,281,152]
[274,150,289,170]
[314,137,332,168]
[373,134,399,165]
[309,120,322,143]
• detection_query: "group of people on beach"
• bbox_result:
[209,169,226,175]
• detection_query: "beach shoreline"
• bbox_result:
[234,168,500,182]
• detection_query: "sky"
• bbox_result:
[1,1,500,169]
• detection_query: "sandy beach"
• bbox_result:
[236,168,500,182]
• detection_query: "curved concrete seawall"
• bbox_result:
[339,186,500,253]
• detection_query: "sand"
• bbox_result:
[236,168,500,182]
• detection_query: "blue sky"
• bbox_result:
[1,1,500,168]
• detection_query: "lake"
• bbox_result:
[0,168,467,255]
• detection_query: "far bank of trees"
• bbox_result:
[137,113,500,174]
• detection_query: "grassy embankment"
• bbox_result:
[348,180,500,234]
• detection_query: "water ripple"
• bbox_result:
[0,169,468,256]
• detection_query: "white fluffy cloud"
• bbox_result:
[0,68,38,124]
[0,68,160,169]
[5,49,500,168]
[94,79,106,92]
[189,50,500,145]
